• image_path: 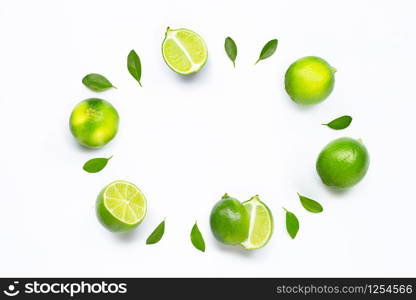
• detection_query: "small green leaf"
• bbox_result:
[255,39,278,64]
[82,73,116,92]
[146,219,165,245]
[323,115,352,130]
[298,193,323,213]
[283,208,299,239]
[224,37,237,67]
[190,222,205,252]
[127,50,142,87]
[82,156,112,173]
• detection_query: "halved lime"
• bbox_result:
[96,180,147,232]
[162,27,208,75]
[241,195,273,250]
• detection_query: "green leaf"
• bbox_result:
[323,115,352,130]
[224,37,237,67]
[82,156,112,173]
[283,208,299,239]
[298,193,323,213]
[127,50,142,87]
[255,39,278,64]
[82,73,116,92]
[190,222,205,252]
[146,219,165,244]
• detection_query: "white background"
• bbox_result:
[1,0,415,277]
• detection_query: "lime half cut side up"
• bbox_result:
[162,27,208,75]
[241,195,273,250]
[96,180,147,232]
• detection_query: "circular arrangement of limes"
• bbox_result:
[69,27,370,251]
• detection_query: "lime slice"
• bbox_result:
[162,27,208,75]
[96,180,147,232]
[241,195,273,250]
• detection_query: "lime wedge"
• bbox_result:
[241,195,273,250]
[162,27,208,75]
[96,180,147,232]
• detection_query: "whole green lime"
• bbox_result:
[285,56,336,105]
[69,98,119,148]
[210,194,250,245]
[316,137,370,188]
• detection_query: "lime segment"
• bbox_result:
[241,195,273,250]
[96,180,147,232]
[162,27,208,75]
